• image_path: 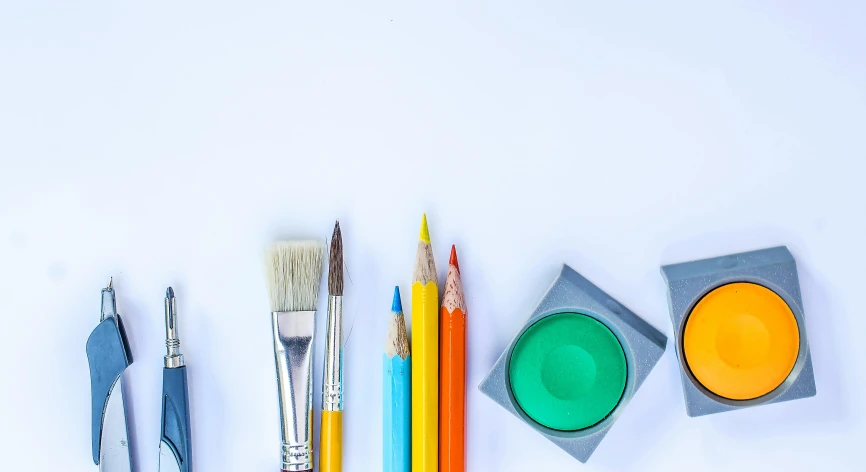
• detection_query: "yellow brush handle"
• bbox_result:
[320,410,342,472]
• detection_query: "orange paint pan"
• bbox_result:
[661,246,816,416]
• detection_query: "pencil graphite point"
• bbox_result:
[392,286,403,313]
[419,214,431,244]
[449,244,460,273]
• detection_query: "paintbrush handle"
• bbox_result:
[319,410,343,472]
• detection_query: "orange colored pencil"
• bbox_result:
[440,245,466,472]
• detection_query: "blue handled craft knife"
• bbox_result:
[159,287,192,472]
[86,278,134,472]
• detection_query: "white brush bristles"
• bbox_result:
[265,240,326,312]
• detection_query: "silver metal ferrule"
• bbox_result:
[322,295,343,412]
[164,291,184,369]
[272,311,316,471]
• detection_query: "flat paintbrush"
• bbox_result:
[265,241,325,472]
[320,221,344,472]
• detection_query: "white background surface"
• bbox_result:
[1,2,865,471]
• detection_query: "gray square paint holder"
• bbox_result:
[660,246,817,417]
[479,264,667,463]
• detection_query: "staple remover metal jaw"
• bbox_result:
[86,282,134,471]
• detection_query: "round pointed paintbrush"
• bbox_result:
[320,221,344,472]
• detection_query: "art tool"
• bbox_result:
[159,287,192,472]
[411,214,438,472]
[265,241,325,472]
[86,278,135,472]
[479,265,667,463]
[661,246,816,416]
[440,246,466,472]
[321,222,344,472]
[384,287,411,472]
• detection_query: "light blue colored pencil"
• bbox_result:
[384,286,411,472]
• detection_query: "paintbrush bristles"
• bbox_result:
[328,221,343,296]
[265,241,325,312]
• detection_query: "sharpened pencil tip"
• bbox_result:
[449,244,459,273]
[419,214,430,243]
[392,286,403,313]
[166,286,174,299]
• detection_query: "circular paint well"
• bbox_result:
[683,282,800,400]
[508,313,627,431]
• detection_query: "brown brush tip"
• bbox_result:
[449,244,460,273]
[328,220,343,296]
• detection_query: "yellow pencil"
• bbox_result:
[411,214,438,472]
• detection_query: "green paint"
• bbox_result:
[508,312,627,431]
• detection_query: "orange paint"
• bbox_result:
[684,282,800,400]
[440,245,466,472]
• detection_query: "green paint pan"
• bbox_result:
[479,264,667,462]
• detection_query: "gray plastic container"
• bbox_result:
[660,246,817,417]
[479,264,667,462]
